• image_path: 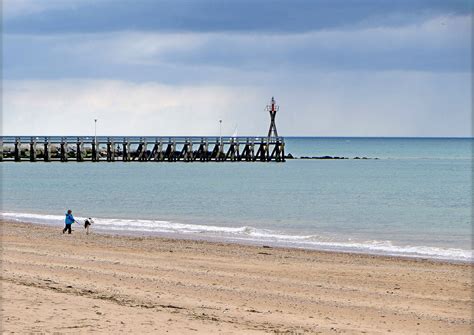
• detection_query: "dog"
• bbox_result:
[84,218,94,235]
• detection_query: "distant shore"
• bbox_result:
[2,220,472,334]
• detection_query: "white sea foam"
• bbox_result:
[2,211,472,262]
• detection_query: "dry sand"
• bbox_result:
[1,220,472,334]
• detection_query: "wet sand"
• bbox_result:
[1,220,472,334]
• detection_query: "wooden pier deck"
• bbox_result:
[0,136,285,162]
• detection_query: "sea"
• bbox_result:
[1,137,472,262]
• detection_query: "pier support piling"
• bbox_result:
[226,138,240,161]
[241,139,255,161]
[107,138,115,162]
[92,141,98,162]
[270,139,285,162]
[196,138,210,161]
[60,138,68,162]
[44,138,51,162]
[76,138,84,162]
[254,139,269,162]
[123,139,130,161]
[14,138,21,161]
[181,139,194,162]
[164,139,177,162]
[30,137,37,162]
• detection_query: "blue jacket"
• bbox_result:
[65,213,75,225]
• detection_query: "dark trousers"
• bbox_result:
[63,224,72,234]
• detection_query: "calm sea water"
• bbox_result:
[1,137,472,262]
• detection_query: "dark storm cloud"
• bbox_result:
[3,0,472,34]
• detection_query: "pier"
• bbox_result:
[0,136,285,162]
[2,97,286,163]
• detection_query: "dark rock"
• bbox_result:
[299,155,352,160]
[298,155,361,160]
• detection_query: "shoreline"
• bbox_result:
[7,218,467,265]
[23,222,474,265]
[3,213,472,264]
[1,219,473,333]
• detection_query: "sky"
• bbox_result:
[2,0,473,137]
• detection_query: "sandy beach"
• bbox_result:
[1,220,472,334]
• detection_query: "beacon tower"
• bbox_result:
[266,96,279,138]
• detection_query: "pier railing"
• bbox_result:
[0,136,285,162]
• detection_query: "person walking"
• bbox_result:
[63,209,78,234]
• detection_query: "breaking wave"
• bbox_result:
[2,211,472,263]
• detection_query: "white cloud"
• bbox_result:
[2,80,266,136]
[54,32,206,66]
[3,71,471,137]
[2,0,97,18]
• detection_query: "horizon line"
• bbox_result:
[1,135,472,139]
